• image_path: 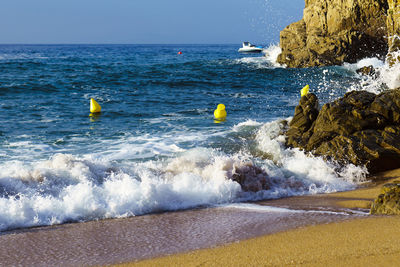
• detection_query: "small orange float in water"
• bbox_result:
[178,51,182,55]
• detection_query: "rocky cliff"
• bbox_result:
[387,0,400,65]
[277,0,395,68]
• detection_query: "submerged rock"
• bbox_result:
[370,181,400,215]
[231,163,269,192]
[286,89,400,173]
[356,65,376,77]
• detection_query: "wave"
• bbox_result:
[0,53,49,61]
[0,119,367,231]
[233,44,283,69]
[343,50,400,92]
[262,44,282,67]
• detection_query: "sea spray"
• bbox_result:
[253,120,367,196]
[382,49,400,89]
[343,51,400,92]
[0,119,368,231]
[263,44,282,67]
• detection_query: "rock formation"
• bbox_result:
[370,181,400,214]
[387,0,400,65]
[277,0,394,68]
[286,89,400,173]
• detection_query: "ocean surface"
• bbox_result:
[0,44,398,232]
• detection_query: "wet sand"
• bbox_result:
[129,217,400,267]
[0,201,359,266]
[121,169,400,266]
[0,169,398,266]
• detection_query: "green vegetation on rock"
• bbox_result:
[371,181,400,214]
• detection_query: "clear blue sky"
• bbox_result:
[0,0,304,44]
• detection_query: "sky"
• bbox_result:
[0,0,304,44]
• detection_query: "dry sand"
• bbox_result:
[119,169,400,267]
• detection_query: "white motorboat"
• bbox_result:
[238,42,263,53]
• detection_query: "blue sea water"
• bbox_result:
[0,44,383,231]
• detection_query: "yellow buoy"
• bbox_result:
[90,98,101,113]
[301,85,310,97]
[214,103,227,120]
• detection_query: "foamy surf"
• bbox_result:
[343,51,400,93]
[262,44,282,67]
[0,118,368,231]
[234,57,273,69]
[219,203,369,216]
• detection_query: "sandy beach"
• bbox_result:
[119,169,400,267]
[128,217,400,267]
[0,170,398,266]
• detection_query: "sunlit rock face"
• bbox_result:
[387,0,400,66]
[286,89,400,174]
[278,0,389,68]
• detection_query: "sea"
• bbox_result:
[0,44,399,232]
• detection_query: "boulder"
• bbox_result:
[231,163,270,192]
[277,0,389,67]
[286,89,400,173]
[286,93,319,148]
[370,181,400,214]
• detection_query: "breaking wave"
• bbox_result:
[0,119,367,231]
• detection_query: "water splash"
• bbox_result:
[263,44,282,67]
[0,118,368,231]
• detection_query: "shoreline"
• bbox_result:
[0,195,358,266]
[0,169,397,266]
[127,216,400,267]
[118,169,400,266]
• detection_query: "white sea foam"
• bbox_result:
[0,53,48,61]
[221,203,302,213]
[344,57,385,71]
[234,57,272,69]
[232,120,263,132]
[381,49,400,89]
[262,44,282,67]
[0,152,243,231]
[343,50,400,92]
[220,203,368,216]
[232,92,259,99]
[253,120,367,198]
[0,118,368,231]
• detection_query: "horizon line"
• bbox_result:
[0,42,274,46]
[0,43,241,45]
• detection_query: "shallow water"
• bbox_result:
[0,198,368,266]
[0,44,397,231]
